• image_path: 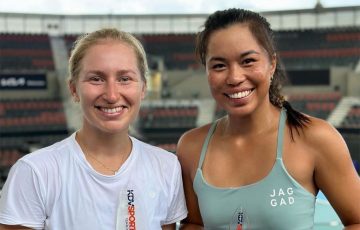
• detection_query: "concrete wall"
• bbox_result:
[331,66,351,94]
[347,72,360,97]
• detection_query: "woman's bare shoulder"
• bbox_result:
[298,115,349,162]
[178,124,212,146]
[177,123,213,169]
[302,116,344,146]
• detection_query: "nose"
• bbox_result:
[226,64,246,86]
[103,80,120,103]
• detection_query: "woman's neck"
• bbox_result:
[76,127,132,157]
[223,104,280,137]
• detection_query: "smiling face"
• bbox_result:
[69,40,146,135]
[206,23,276,117]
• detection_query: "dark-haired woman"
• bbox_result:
[177,8,360,230]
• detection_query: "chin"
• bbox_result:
[227,104,256,117]
[96,128,126,136]
[90,122,128,135]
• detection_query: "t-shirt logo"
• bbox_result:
[116,189,137,230]
[127,189,136,229]
[269,187,295,207]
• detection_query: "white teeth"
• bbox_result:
[228,90,252,99]
[101,107,123,113]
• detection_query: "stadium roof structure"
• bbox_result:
[0,5,359,35]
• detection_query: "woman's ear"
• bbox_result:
[141,81,147,100]
[68,80,80,102]
[270,53,277,76]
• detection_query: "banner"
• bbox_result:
[0,74,47,90]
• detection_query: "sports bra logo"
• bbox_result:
[269,187,295,207]
[229,207,250,230]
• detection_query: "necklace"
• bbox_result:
[85,151,126,175]
[76,133,130,175]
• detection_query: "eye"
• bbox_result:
[242,58,255,65]
[118,76,130,83]
[89,75,104,83]
[211,63,226,71]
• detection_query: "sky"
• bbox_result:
[0,0,359,15]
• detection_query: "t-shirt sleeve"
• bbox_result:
[162,158,188,225]
[0,160,46,229]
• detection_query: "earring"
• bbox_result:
[73,95,80,103]
[270,75,274,85]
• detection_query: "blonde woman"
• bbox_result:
[0,28,187,230]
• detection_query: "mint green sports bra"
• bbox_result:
[193,109,316,230]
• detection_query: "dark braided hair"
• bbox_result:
[196,8,310,140]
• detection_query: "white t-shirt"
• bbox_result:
[0,133,187,230]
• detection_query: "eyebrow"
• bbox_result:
[85,70,103,75]
[208,50,260,62]
[85,69,137,75]
[239,50,260,57]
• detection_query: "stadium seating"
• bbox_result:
[63,28,360,71]
[287,92,341,119]
[141,34,198,70]
[138,104,198,146]
[0,33,55,71]
[64,34,199,70]
[0,99,69,186]
[276,28,360,70]
[0,149,21,183]
[64,34,78,56]
[139,104,198,128]
[341,105,360,128]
